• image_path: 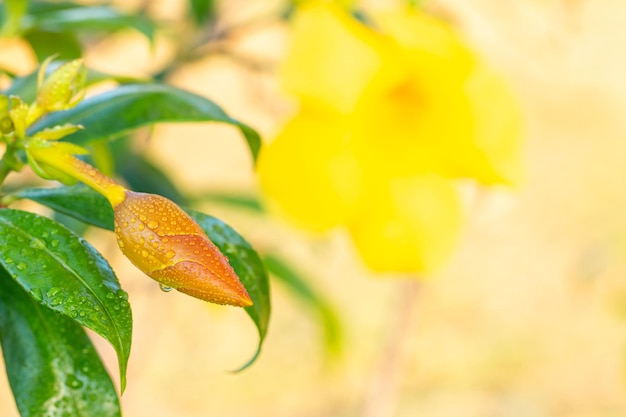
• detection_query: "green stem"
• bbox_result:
[0,143,22,193]
[0,157,12,187]
[28,146,127,207]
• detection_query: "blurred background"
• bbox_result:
[3,0,626,416]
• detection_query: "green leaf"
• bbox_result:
[189,0,215,26]
[264,254,342,358]
[24,30,82,62]
[29,83,262,162]
[0,209,132,391]
[0,267,121,417]
[14,184,114,230]
[188,210,270,371]
[25,5,156,41]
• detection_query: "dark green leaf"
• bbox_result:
[25,5,156,41]
[189,0,215,26]
[188,210,270,371]
[24,30,82,61]
[30,83,262,162]
[0,267,121,417]
[0,209,132,391]
[264,254,342,357]
[14,184,114,230]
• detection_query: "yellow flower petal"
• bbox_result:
[352,9,521,185]
[280,1,390,114]
[460,65,523,185]
[348,174,463,274]
[352,68,474,178]
[258,106,361,232]
[371,7,475,78]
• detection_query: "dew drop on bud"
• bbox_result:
[159,284,173,292]
[147,220,159,229]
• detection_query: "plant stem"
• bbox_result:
[0,157,12,187]
[0,143,20,192]
[29,147,127,207]
[360,280,421,417]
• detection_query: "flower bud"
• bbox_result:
[35,58,86,114]
[114,191,253,307]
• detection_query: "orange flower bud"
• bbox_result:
[114,191,253,307]
[27,144,252,307]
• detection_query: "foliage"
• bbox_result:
[0,0,283,415]
[0,0,522,416]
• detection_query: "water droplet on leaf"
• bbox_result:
[66,374,83,389]
[46,287,62,298]
[30,288,43,301]
[49,297,63,307]
[29,238,45,249]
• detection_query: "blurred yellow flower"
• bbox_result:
[258,1,522,274]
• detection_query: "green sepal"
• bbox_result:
[32,123,84,141]
[26,148,79,185]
